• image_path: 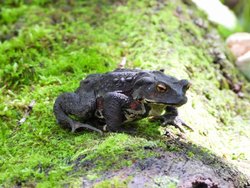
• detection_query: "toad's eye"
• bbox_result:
[156,84,168,92]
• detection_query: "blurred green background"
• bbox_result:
[220,0,250,37]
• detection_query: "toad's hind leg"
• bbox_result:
[53,92,102,134]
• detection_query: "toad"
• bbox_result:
[53,69,191,134]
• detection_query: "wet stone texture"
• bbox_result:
[83,148,250,188]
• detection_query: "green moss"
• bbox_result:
[1,0,250,187]
[153,176,178,188]
[93,176,131,188]
[187,151,195,158]
[72,134,156,173]
[0,6,28,24]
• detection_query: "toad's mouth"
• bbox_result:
[144,98,187,107]
[144,99,174,105]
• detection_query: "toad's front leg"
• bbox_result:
[161,106,193,132]
[103,92,130,132]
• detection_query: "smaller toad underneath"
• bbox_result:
[53,69,192,134]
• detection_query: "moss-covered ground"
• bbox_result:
[1,0,250,187]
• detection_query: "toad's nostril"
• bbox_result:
[180,79,191,92]
[185,82,191,91]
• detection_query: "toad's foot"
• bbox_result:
[164,129,178,139]
[162,116,193,133]
[71,121,103,135]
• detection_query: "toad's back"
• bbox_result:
[76,69,146,95]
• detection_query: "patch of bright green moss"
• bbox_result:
[72,134,157,173]
[93,176,131,188]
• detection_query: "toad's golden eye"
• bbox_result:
[156,84,168,92]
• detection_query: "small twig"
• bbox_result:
[118,56,127,69]
[18,100,36,126]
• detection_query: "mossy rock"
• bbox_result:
[0,0,250,187]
